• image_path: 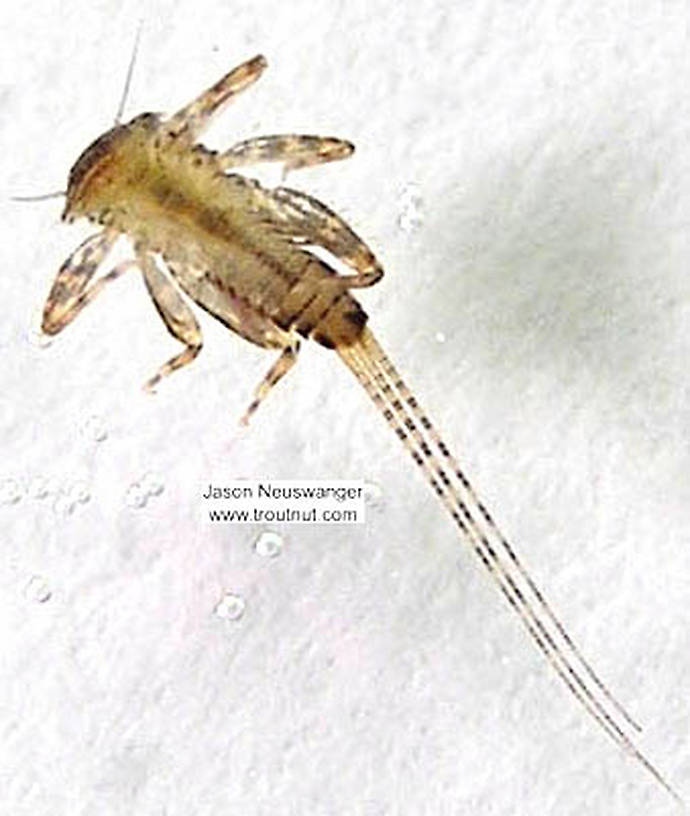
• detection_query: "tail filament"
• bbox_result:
[338,326,679,801]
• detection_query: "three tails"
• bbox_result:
[338,325,679,802]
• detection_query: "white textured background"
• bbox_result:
[2,2,690,814]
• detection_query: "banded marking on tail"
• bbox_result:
[338,326,679,802]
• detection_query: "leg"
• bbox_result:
[220,134,354,175]
[166,55,267,140]
[165,258,291,350]
[41,228,133,334]
[270,187,384,288]
[137,251,203,391]
[240,336,300,426]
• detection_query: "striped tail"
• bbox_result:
[338,325,679,802]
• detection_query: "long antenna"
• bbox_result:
[114,20,143,124]
[11,191,66,202]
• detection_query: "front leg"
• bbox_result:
[42,228,133,335]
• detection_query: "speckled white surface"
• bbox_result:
[2,2,690,814]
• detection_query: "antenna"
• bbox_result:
[11,191,66,203]
[114,20,144,124]
[12,23,143,205]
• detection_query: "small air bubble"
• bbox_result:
[0,478,23,505]
[44,477,61,497]
[24,575,52,604]
[124,472,164,509]
[81,415,108,443]
[52,494,75,517]
[125,483,148,509]
[435,331,446,343]
[397,182,424,234]
[68,481,91,505]
[28,477,50,500]
[253,530,283,558]
[214,592,246,621]
[140,472,164,498]
[363,480,385,513]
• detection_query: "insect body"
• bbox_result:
[41,55,678,800]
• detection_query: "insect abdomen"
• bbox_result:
[115,138,369,347]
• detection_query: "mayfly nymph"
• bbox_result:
[39,53,680,803]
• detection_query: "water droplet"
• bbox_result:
[24,575,52,603]
[253,530,283,558]
[81,415,108,442]
[28,477,50,500]
[68,481,91,505]
[44,477,61,497]
[125,482,148,509]
[363,480,385,513]
[140,472,164,498]
[397,182,424,234]
[52,494,75,517]
[214,592,246,621]
[0,478,23,505]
